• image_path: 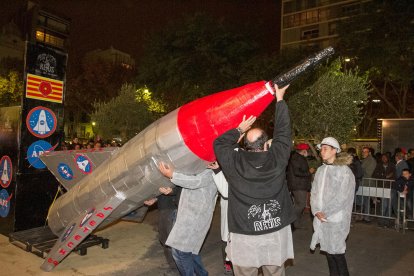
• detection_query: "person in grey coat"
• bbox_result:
[357,146,377,222]
[310,137,355,276]
[158,162,217,276]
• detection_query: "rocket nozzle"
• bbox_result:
[272,46,335,88]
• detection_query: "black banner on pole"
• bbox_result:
[13,42,67,232]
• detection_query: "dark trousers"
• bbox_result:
[326,253,349,276]
[158,208,177,269]
[292,190,308,228]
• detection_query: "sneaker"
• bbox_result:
[224,261,233,275]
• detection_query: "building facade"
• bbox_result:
[0,1,70,62]
[281,0,367,50]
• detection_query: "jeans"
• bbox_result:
[355,195,371,221]
[172,248,208,276]
[381,198,390,216]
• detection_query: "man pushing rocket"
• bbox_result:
[214,84,295,275]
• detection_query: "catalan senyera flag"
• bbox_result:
[25,73,64,103]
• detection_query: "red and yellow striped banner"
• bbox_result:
[25,73,64,103]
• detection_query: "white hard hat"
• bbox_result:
[316,137,341,153]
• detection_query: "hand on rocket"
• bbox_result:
[159,187,173,195]
[159,162,174,179]
[238,115,256,134]
[144,198,158,206]
[274,83,289,102]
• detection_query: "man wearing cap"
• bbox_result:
[287,143,313,229]
[310,137,355,276]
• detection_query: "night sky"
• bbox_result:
[1,0,281,68]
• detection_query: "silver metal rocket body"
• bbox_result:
[45,109,206,236]
[38,46,335,272]
[44,46,336,237]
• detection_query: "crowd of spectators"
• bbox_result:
[60,135,122,151]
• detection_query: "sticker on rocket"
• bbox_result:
[27,140,53,169]
[61,223,76,242]
[0,156,12,188]
[26,106,57,138]
[74,154,92,174]
[0,189,12,218]
[57,163,74,180]
[80,208,95,227]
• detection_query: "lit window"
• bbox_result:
[36,30,45,41]
[36,29,64,48]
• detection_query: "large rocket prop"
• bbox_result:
[39,47,334,271]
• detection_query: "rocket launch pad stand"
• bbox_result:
[9,226,109,258]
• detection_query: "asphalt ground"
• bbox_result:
[1,203,414,275]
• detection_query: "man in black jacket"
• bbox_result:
[395,169,414,219]
[287,143,312,229]
[214,84,295,275]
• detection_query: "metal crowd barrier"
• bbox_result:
[353,178,414,233]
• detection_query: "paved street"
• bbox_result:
[1,204,414,275]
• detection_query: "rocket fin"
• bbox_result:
[40,148,118,191]
[40,192,125,271]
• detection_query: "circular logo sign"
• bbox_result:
[74,154,92,174]
[26,106,57,138]
[57,163,74,180]
[39,81,53,96]
[27,140,53,169]
[0,156,12,188]
[0,189,12,218]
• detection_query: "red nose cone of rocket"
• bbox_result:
[177,81,274,162]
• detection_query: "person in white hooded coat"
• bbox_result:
[310,137,355,276]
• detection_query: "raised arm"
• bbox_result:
[270,84,292,167]
[213,115,255,172]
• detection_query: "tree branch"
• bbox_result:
[371,81,401,117]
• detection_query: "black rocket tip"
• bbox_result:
[272,46,335,88]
